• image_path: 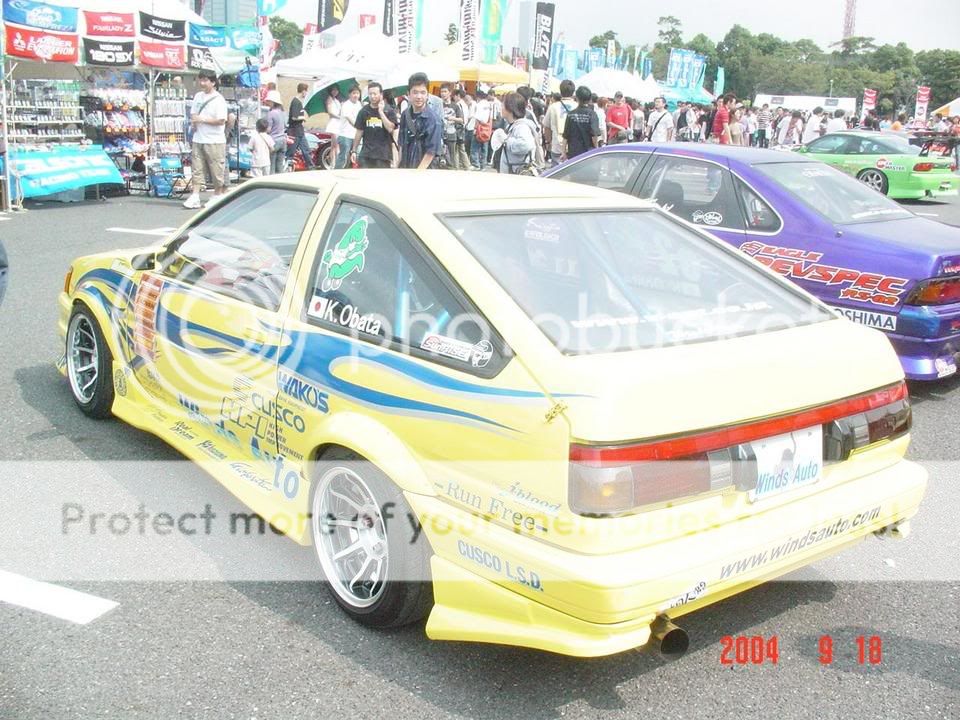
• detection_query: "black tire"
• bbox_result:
[310,448,433,628]
[65,304,115,419]
[857,168,889,195]
[320,146,336,171]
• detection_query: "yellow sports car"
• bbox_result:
[59,171,926,657]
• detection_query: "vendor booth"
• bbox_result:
[0,0,260,210]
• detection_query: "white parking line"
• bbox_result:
[105,227,176,237]
[915,212,939,217]
[0,570,118,624]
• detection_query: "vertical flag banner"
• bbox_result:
[642,54,652,79]
[256,0,288,16]
[480,0,508,64]
[550,39,563,72]
[915,86,931,123]
[397,0,414,53]
[715,66,725,96]
[531,2,554,71]
[690,54,706,89]
[460,0,479,62]
[382,0,395,36]
[561,48,578,79]
[414,0,426,53]
[606,38,615,67]
[302,22,321,53]
[317,0,349,31]
[861,88,878,119]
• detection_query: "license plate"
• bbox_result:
[748,426,823,503]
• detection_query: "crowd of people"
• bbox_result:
[181,68,960,208]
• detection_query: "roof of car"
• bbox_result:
[588,142,811,166]
[256,169,651,211]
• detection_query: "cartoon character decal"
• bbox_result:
[320,217,369,292]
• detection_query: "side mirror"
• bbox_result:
[130,252,157,271]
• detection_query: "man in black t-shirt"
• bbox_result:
[351,82,398,168]
[562,85,601,159]
[286,82,314,169]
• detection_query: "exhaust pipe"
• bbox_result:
[649,615,689,659]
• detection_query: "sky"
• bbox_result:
[279,0,960,54]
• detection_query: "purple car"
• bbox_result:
[545,143,960,381]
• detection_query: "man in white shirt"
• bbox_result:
[646,96,674,142]
[543,79,577,166]
[825,109,847,134]
[593,95,607,147]
[337,84,363,168]
[183,69,228,210]
[471,90,493,170]
[801,106,824,144]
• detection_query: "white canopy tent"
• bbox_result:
[932,97,960,118]
[574,68,659,101]
[274,26,398,80]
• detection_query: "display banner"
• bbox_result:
[256,0,288,15]
[606,38,615,68]
[549,39,563,72]
[317,0,349,31]
[4,24,78,61]
[302,22,322,53]
[189,23,226,48]
[187,45,215,70]
[915,86,931,123]
[82,38,134,66]
[138,12,186,42]
[714,66,725,95]
[138,39,186,69]
[642,55,652,79]
[562,49,578,80]
[10,146,122,198]
[460,0,478,62]
[227,24,261,54]
[2,0,77,33]
[479,0,508,64]
[382,0,394,35]
[83,11,134,37]
[861,88,877,119]
[396,0,414,53]
[531,2,554,71]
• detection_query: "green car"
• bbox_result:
[797,131,959,199]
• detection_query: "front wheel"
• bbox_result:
[320,145,336,171]
[66,305,115,418]
[310,449,433,628]
[857,168,889,195]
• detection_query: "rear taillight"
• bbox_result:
[568,382,910,516]
[913,162,935,172]
[904,277,960,306]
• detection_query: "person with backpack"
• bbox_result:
[471,89,494,170]
[398,72,443,170]
[561,85,601,160]
[494,93,539,175]
[543,80,576,166]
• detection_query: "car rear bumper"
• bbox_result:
[888,304,960,380]
[411,456,927,656]
[897,173,960,199]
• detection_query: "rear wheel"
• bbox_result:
[857,169,889,195]
[66,305,114,418]
[320,145,336,171]
[310,448,433,627]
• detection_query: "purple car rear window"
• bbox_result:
[755,162,913,225]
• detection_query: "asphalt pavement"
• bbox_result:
[0,189,958,719]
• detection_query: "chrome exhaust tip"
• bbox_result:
[650,615,689,659]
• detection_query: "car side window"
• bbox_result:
[305,202,505,375]
[637,156,745,230]
[806,135,848,154]
[159,187,316,311]
[854,138,885,155]
[551,152,649,193]
[735,178,782,233]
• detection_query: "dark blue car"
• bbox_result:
[545,143,960,381]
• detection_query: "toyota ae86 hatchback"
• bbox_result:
[59,171,926,657]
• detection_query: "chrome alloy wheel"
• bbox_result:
[67,313,100,404]
[859,169,885,193]
[312,466,389,608]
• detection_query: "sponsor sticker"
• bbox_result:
[876,158,889,169]
[320,217,369,292]
[113,368,128,397]
[420,334,493,368]
[935,358,957,379]
[306,294,382,336]
[831,306,897,332]
[662,580,708,611]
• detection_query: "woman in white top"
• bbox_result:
[325,85,344,169]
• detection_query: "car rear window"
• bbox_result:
[441,210,831,354]
[755,162,913,224]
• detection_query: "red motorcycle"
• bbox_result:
[285,130,336,171]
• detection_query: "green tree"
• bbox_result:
[589,30,618,50]
[269,16,303,61]
[656,16,682,48]
[445,23,459,44]
[916,49,960,107]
